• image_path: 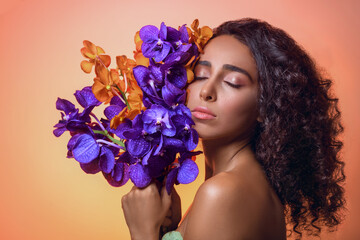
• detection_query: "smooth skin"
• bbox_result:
[121,35,287,240]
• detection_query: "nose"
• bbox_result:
[199,79,217,102]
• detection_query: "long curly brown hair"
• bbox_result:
[212,18,346,238]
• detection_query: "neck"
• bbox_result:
[202,134,254,180]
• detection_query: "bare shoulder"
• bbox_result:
[183,169,286,240]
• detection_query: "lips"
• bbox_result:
[191,106,216,120]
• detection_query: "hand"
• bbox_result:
[161,186,182,232]
[121,181,172,240]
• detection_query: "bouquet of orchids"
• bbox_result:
[53,19,213,194]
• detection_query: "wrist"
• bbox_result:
[130,226,160,240]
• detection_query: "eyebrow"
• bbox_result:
[197,60,254,83]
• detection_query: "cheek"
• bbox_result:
[185,84,198,107]
[220,93,258,125]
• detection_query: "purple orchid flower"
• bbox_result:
[158,53,189,91]
[121,114,167,165]
[74,86,101,109]
[171,104,199,151]
[103,95,129,138]
[70,128,123,175]
[53,98,92,137]
[165,151,201,194]
[140,22,176,62]
[104,95,127,121]
[161,80,186,107]
[162,50,191,67]
[164,65,188,89]
[166,24,190,51]
[66,133,82,158]
[172,115,198,151]
[79,146,117,174]
[129,163,152,188]
[103,160,130,187]
[122,114,152,159]
[132,64,164,100]
[54,87,102,137]
[129,151,175,188]
[142,104,176,137]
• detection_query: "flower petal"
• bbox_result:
[133,65,150,87]
[83,40,97,56]
[66,134,82,158]
[104,105,125,121]
[154,134,163,155]
[99,147,115,174]
[139,25,159,42]
[165,167,179,195]
[53,125,67,137]
[154,42,171,62]
[200,26,213,39]
[146,155,169,178]
[80,158,101,174]
[103,162,129,187]
[166,65,187,89]
[80,60,94,73]
[163,137,185,151]
[179,24,189,43]
[111,162,124,182]
[72,134,100,164]
[166,25,181,42]
[92,78,111,102]
[159,22,167,40]
[56,97,76,114]
[185,129,199,151]
[162,81,185,107]
[127,138,151,158]
[99,55,111,67]
[129,163,152,188]
[74,86,101,109]
[177,159,199,184]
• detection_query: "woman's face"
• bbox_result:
[186,35,260,141]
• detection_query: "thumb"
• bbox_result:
[161,185,172,210]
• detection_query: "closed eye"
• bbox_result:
[194,76,208,80]
[225,82,242,89]
[194,76,241,89]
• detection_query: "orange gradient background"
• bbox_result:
[0,0,359,239]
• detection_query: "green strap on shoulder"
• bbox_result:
[162,230,183,240]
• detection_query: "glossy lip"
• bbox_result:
[191,106,216,119]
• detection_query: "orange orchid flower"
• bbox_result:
[92,64,120,103]
[116,55,136,75]
[133,31,149,67]
[116,55,137,92]
[187,19,213,53]
[110,89,145,129]
[126,75,143,97]
[80,40,111,74]
[184,55,199,83]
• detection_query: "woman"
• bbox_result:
[121,18,345,240]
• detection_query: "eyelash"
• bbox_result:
[225,82,242,89]
[194,76,242,89]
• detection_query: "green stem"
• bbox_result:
[92,130,125,149]
[115,85,131,110]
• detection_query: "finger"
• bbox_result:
[166,208,172,217]
[171,185,180,198]
[161,185,172,210]
[147,182,160,195]
[161,217,172,227]
[171,187,181,204]
[121,195,127,206]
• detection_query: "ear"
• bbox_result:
[257,116,263,122]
